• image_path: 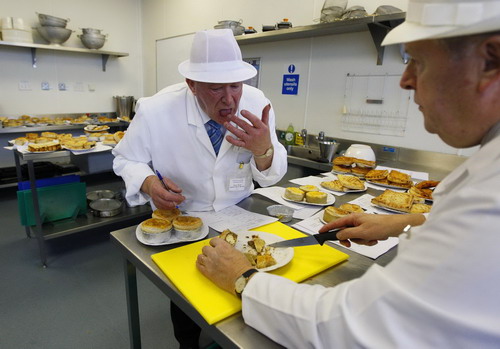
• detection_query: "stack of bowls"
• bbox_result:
[36,12,72,45]
[78,28,106,49]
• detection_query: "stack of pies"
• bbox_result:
[366,169,413,189]
[332,156,376,177]
[371,189,431,213]
[27,141,61,152]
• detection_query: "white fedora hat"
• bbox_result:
[178,29,257,83]
[383,0,500,46]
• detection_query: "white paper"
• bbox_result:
[292,209,399,259]
[187,205,277,233]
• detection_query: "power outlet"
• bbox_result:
[41,81,50,90]
[74,82,84,92]
[19,81,32,91]
[58,82,67,91]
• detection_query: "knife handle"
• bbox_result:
[314,229,340,245]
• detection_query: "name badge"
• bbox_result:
[228,177,246,191]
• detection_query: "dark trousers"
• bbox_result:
[171,301,202,349]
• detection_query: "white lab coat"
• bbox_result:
[243,122,500,348]
[112,82,287,212]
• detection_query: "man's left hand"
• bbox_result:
[224,104,273,157]
[196,238,253,295]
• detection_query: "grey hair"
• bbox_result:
[439,30,500,60]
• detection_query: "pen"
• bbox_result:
[155,170,180,208]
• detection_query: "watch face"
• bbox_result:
[235,275,246,294]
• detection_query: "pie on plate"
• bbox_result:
[233,231,294,272]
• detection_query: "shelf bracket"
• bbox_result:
[101,54,110,72]
[367,18,404,65]
[31,47,37,68]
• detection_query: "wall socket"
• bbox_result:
[58,82,67,91]
[19,81,32,91]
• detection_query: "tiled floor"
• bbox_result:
[0,173,210,349]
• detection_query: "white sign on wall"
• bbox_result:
[341,73,411,136]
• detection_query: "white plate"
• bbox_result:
[281,192,335,206]
[62,146,96,153]
[233,231,294,272]
[366,180,413,190]
[135,222,209,246]
[371,203,407,214]
[320,182,367,194]
[331,169,352,176]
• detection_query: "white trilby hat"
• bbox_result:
[178,29,257,83]
[383,0,500,46]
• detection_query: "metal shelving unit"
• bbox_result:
[0,40,129,71]
[12,149,151,267]
[236,13,406,65]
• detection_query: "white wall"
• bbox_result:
[0,0,143,115]
[142,0,476,156]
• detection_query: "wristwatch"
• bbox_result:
[254,145,274,159]
[235,268,259,298]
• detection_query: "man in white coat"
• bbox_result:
[197,0,500,347]
[113,29,287,213]
[113,29,287,348]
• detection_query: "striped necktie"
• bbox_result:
[205,119,224,155]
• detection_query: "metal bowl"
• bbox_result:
[267,205,294,223]
[89,198,123,218]
[81,27,102,35]
[37,12,69,28]
[78,33,106,49]
[86,190,116,204]
[37,26,72,45]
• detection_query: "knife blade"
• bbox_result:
[268,229,341,248]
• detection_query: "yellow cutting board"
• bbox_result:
[151,221,349,325]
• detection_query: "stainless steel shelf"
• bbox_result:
[236,13,405,45]
[0,40,129,71]
[236,13,405,65]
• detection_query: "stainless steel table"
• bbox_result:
[111,190,397,348]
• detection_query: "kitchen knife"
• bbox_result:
[268,229,341,248]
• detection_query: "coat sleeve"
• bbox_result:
[112,100,156,207]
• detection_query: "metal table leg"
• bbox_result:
[13,151,31,238]
[124,258,142,349]
[27,159,48,267]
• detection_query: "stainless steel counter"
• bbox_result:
[111,187,396,348]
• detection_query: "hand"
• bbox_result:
[318,213,426,248]
[224,104,273,157]
[196,238,253,295]
[141,175,185,210]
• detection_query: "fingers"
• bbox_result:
[260,104,271,127]
[163,177,182,193]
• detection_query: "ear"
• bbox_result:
[186,79,196,95]
[478,35,500,93]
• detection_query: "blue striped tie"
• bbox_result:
[205,119,223,155]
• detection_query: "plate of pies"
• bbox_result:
[282,186,335,206]
[135,215,208,246]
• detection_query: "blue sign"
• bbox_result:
[282,74,299,95]
[288,64,296,73]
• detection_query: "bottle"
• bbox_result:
[284,123,295,146]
